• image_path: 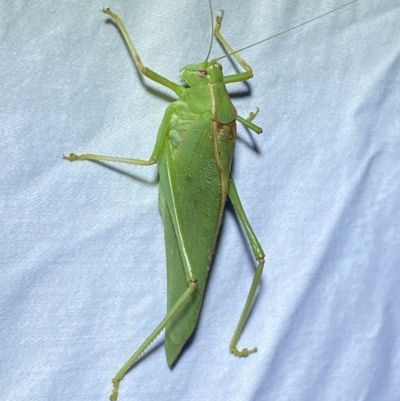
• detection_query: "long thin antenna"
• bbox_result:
[204,0,214,62]
[217,0,358,61]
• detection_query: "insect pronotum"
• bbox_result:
[64,1,358,400]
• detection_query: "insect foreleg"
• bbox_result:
[103,8,184,97]
[214,11,253,85]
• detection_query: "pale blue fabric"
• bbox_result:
[1,1,399,400]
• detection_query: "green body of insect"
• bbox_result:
[65,8,264,401]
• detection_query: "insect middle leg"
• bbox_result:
[236,108,262,134]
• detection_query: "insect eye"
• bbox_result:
[197,69,208,77]
[215,63,222,70]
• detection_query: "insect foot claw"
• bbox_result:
[110,379,120,401]
[230,346,258,357]
[62,153,79,161]
[215,10,224,29]
[247,107,260,122]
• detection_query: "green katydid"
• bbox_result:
[64,1,358,400]
[66,8,264,400]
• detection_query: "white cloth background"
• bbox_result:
[1,1,399,400]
